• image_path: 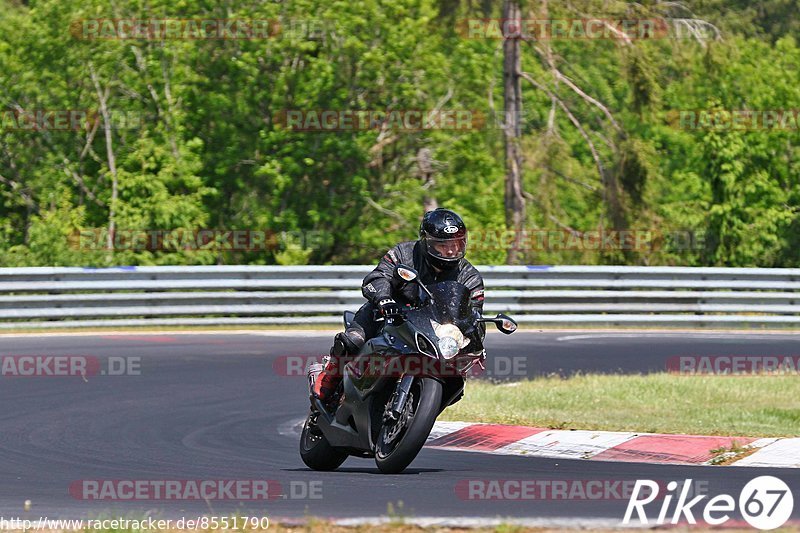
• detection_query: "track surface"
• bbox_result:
[0,331,798,523]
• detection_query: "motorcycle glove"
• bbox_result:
[378,298,402,318]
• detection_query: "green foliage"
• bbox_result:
[1,192,97,266]
[0,0,798,267]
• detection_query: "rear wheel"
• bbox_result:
[375,377,442,474]
[299,409,348,471]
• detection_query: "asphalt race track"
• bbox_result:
[1,331,798,524]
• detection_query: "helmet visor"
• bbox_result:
[426,235,467,261]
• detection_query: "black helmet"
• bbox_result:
[419,208,468,271]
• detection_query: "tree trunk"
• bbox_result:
[417,148,438,213]
[503,0,525,264]
[90,66,118,254]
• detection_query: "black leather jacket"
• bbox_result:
[361,240,485,316]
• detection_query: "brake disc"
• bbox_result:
[383,391,414,444]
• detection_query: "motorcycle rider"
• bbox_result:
[309,207,485,401]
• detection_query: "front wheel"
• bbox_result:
[375,377,442,474]
[299,409,348,471]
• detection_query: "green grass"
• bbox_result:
[441,373,800,437]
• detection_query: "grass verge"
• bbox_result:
[440,373,800,437]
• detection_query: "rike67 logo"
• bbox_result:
[623,476,794,530]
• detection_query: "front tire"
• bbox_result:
[375,377,443,474]
[299,410,348,471]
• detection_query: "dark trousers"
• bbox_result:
[339,301,382,354]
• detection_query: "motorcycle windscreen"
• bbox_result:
[426,281,472,325]
[406,280,484,355]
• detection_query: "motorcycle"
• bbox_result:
[299,264,517,474]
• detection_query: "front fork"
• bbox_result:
[386,350,486,420]
[387,373,415,420]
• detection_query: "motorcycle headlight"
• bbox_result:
[437,336,459,359]
[431,322,469,360]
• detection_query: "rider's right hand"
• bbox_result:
[378,298,402,319]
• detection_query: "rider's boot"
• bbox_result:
[309,333,350,401]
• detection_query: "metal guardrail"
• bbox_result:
[1,265,800,328]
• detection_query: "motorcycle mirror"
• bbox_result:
[393,264,435,302]
[495,313,518,334]
[394,265,419,282]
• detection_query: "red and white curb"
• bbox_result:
[426,422,799,467]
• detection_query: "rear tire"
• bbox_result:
[375,377,442,474]
[299,410,348,471]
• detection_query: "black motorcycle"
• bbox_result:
[300,264,517,474]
